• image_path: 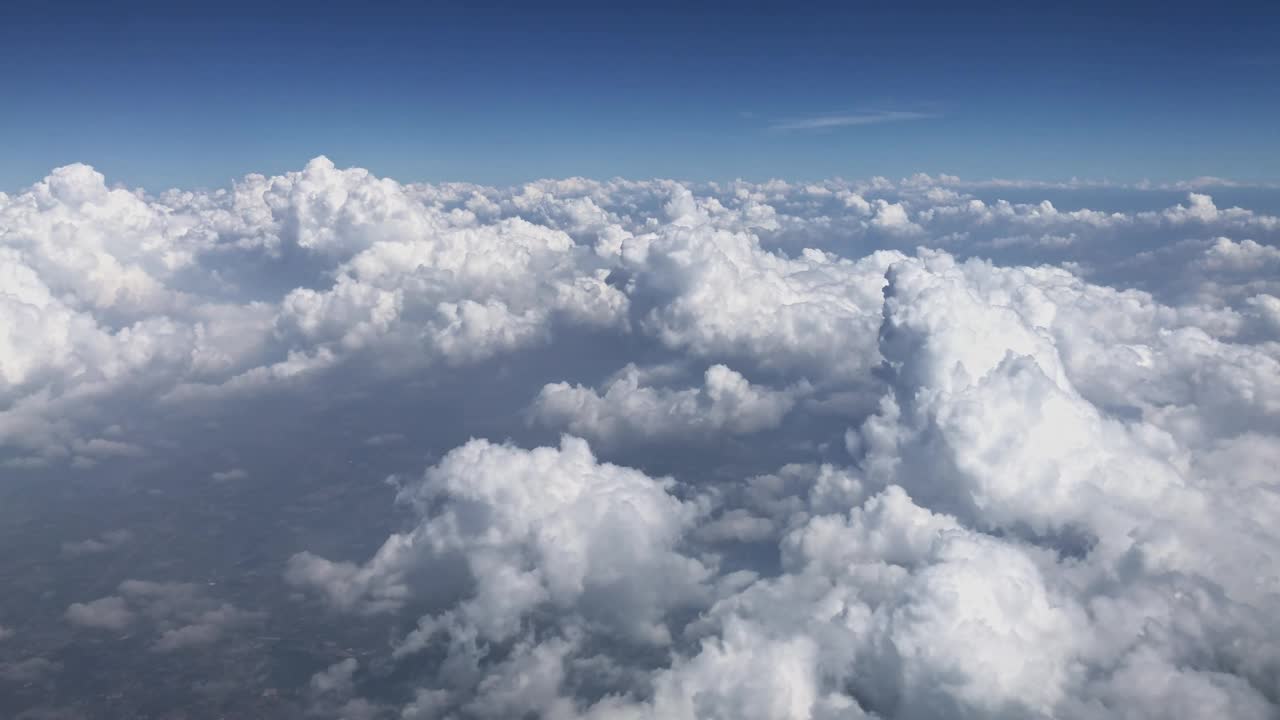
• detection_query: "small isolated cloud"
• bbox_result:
[66,580,259,651]
[0,657,60,684]
[66,596,134,630]
[210,468,249,481]
[364,433,405,446]
[73,438,145,457]
[61,529,133,557]
[770,110,939,131]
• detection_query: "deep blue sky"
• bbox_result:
[2,0,1277,190]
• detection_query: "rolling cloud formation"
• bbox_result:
[3,158,1279,718]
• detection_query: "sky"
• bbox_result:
[3,4,1280,719]
[2,0,1278,190]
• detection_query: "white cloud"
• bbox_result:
[1200,236,1280,271]
[4,159,1280,718]
[0,657,60,684]
[870,200,922,235]
[770,111,939,132]
[531,364,805,447]
[1148,193,1279,230]
[606,195,906,379]
[291,436,712,652]
[310,657,358,697]
[62,529,133,557]
[67,580,259,651]
[66,596,134,630]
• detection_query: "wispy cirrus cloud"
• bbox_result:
[770,110,939,132]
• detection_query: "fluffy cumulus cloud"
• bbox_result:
[289,437,711,648]
[531,363,806,447]
[66,580,260,652]
[4,160,1280,718]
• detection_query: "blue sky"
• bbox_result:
[2,0,1277,190]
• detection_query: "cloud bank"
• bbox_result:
[3,158,1279,718]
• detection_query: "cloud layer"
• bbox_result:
[3,159,1279,718]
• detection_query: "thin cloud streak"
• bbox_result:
[770,110,940,131]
